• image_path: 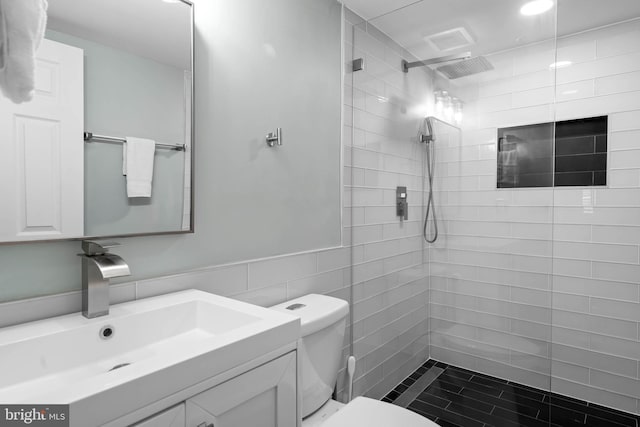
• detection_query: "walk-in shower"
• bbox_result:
[346,0,640,424]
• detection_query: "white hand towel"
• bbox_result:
[123,137,156,198]
[0,0,48,104]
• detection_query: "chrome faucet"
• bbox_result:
[80,240,131,319]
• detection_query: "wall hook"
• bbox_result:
[266,128,282,147]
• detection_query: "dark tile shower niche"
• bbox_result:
[497,116,607,188]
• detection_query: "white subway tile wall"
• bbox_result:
[435,19,640,415]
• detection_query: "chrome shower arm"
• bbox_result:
[401,52,471,73]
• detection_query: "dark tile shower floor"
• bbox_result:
[382,360,640,427]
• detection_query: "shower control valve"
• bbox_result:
[396,186,408,221]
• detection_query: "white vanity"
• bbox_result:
[0,291,301,427]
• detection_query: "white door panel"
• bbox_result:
[0,38,84,241]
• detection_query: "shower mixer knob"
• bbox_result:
[396,186,408,220]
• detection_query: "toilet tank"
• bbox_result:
[271,294,349,418]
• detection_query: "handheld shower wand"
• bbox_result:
[421,117,438,243]
[421,116,434,143]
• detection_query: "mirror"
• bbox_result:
[0,0,193,243]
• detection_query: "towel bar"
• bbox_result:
[83,132,186,151]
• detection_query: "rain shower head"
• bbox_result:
[436,56,494,79]
[402,53,494,79]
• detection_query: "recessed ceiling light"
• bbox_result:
[520,0,554,16]
[549,60,572,69]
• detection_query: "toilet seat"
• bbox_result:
[320,397,439,427]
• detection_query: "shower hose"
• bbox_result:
[423,121,438,243]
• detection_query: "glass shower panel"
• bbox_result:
[368,0,556,387]
[344,6,431,399]
[427,46,556,389]
[551,0,640,417]
[364,0,558,421]
[338,4,358,403]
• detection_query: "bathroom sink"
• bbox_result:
[0,290,300,425]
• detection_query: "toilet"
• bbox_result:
[271,294,439,427]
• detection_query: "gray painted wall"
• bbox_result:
[0,0,342,302]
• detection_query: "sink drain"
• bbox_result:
[108,363,130,372]
[99,325,115,340]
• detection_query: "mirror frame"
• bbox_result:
[0,0,195,245]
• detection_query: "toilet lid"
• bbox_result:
[321,397,439,427]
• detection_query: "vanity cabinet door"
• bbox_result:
[131,403,185,427]
[185,352,297,427]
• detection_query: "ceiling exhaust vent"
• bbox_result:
[424,27,475,52]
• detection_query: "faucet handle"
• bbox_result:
[82,240,121,256]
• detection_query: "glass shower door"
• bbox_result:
[343,5,431,400]
[550,0,640,419]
